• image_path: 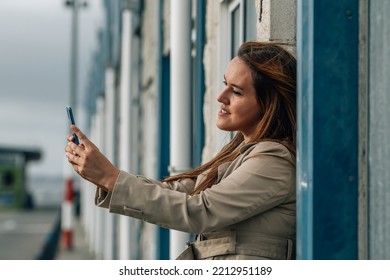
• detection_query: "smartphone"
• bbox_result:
[66,106,80,145]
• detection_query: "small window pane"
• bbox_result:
[231,5,241,57]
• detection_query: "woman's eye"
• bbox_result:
[223,80,241,95]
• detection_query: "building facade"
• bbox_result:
[75,0,389,260]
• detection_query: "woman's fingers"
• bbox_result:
[65,125,119,190]
[65,151,78,165]
[66,141,83,157]
[65,143,81,162]
[70,125,98,150]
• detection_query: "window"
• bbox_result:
[230,0,244,57]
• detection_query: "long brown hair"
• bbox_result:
[164,41,296,195]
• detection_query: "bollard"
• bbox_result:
[61,177,75,250]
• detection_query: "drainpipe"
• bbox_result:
[93,96,105,259]
[194,0,206,167]
[118,4,133,260]
[155,0,170,260]
[169,0,192,260]
[87,115,99,254]
[103,66,116,259]
[118,0,141,260]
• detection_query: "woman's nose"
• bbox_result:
[217,88,228,103]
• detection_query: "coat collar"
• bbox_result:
[238,142,258,154]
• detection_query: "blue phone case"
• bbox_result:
[66,106,80,145]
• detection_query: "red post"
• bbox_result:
[61,177,75,249]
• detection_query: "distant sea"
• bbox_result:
[27,175,64,209]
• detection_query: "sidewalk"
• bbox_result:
[55,217,96,260]
[0,209,59,260]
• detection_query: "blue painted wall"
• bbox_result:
[297,0,359,259]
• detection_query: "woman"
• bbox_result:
[65,41,297,260]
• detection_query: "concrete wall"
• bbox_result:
[359,0,390,260]
[202,0,222,162]
[257,0,296,45]
[366,0,390,260]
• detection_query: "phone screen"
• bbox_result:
[66,106,80,145]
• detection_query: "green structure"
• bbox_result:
[0,147,41,210]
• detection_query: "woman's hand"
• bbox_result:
[65,125,120,191]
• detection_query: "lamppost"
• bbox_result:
[64,0,88,111]
[62,1,88,250]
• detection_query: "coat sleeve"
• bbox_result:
[95,175,196,208]
[97,144,295,234]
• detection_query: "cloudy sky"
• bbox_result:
[0,0,103,177]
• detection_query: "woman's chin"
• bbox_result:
[216,123,232,132]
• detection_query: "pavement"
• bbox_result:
[0,208,60,260]
[0,208,96,260]
[55,216,96,260]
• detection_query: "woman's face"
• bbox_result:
[217,57,262,143]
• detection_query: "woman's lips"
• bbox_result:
[218,108,230,116]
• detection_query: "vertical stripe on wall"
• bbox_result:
[297,0,359,259]
[193,0,206,167]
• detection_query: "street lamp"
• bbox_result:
[62,0,88,240]
[64,0,88,111]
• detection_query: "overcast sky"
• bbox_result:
[0,0,103,177]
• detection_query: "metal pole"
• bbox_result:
[118,7,133,260]
[62,0,87,254]
[70,1,78,110]
[169,0,192,260]
[65,0,87,110]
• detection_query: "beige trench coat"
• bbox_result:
[95,141,296,260]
